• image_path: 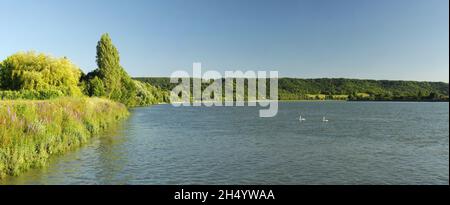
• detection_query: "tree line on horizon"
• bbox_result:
[134,77,449,102]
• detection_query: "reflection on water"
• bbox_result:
[1,102,449,185]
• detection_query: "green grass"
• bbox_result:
[0,97,129,178]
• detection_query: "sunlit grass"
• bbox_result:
[0,97,129,178]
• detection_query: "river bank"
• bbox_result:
[0,97,129,178]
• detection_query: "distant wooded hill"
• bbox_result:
[133,77,449,101]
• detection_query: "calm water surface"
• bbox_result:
[2,102,449,184]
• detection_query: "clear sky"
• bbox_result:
[1,0,448,82]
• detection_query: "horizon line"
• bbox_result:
[131,76,449,83]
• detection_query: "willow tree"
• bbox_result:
[0,51,82,96]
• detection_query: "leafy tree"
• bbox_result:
[96,33,124,99]
[0,51,82,96]
[83,33,138,106]
[87,76,106,97]
[77,33,168,106]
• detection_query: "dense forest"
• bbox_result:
[134,77,449,102]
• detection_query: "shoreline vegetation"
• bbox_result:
[0,33,448,178]
[0,33,167,178]
[0,97,128,178]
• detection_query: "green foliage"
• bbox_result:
[96,34,121,82]
[117,71,137,106]
[85,76,106,97]
[133,80,169,105]
[0,90,64,100]
[82,34,168,106]
[0,52,82,96]
[0,36,169,107]
[0,35,170,179]
[135,77,449,102]
[91,33,136,105]
[0,97,129,178]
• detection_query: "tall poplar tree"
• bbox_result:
[95,33,136,105]
[96,33,122,99]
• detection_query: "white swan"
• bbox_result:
[322,117,329,122]
[299,115,306,121]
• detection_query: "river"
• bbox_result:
[2,102,448,184]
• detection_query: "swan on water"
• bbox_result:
[322,117,329,122]
[299,115,306,121]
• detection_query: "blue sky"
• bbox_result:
[0,0,448,82]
